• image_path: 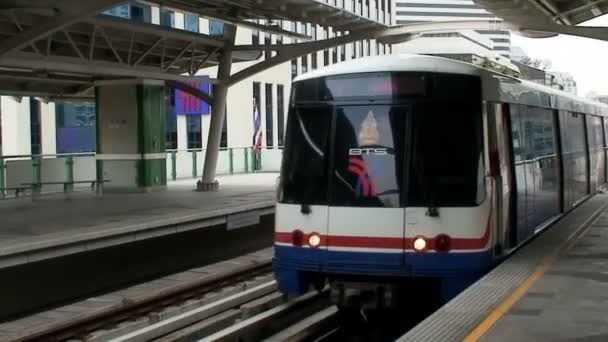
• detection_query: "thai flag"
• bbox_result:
[253,101,263,153]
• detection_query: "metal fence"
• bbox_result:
[0,147,283,198]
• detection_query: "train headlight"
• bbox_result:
[414,237,427,252]
[308,233,321,248]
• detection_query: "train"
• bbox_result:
[273,53,608,308]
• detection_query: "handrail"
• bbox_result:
[1,152,95,160]
[165,146,284,153]
[514,154,557,166]
[0,147,284,198]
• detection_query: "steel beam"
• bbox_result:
[87,15,225,48]
[0,0,125,58]
[166,80,213,105]
[0,51,221,84]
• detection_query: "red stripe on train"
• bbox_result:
[275,204,493,251]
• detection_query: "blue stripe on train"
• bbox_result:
[273,245,495,299]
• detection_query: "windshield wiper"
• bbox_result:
[416,161,439,218]
[424,176,439,217]
[299,176,314,215]
[301,203,311,215]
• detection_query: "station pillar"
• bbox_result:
[95,80,166,192]
[198,24,236,192]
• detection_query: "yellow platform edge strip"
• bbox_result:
[463,201,608,342]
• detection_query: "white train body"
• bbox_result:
[273,54,608,306]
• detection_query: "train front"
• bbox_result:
[274,70,494,307]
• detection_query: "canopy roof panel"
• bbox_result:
[474,0,608,28]
[0,0,386,98]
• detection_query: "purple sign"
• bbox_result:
[174,76,210,115]
[57,127,96,153]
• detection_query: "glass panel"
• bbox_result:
[265,83,274,147]
[282,72,483,208]
[30,98,41,155]
[561,111,588,208]
[252,22,259,45]
[594,116,606,185]
[604,117,608,146]
[510,105,528,240]
[277,85,285,146]
[130,5,149,22]
[209,20,224,37]
[301,56,308,73]
[185,14,199,32]
[587,115,605,189]
[407,101,484,207]
[186,115,202,149]
[331,105,405,208]
[291,60,297,80]
[291,72,428,102]
[221,106,228,148]
[55,102,96,153]
[165,97,177,150]
[253,82,261,145]
[279,106,332,204]
[160,10,174,27]
[324,73,426,100]
[104,5,130,18]
[264,33,271,60]
[521,106,560,228]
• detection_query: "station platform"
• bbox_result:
[400,194,608,341]
[0,173,278,269]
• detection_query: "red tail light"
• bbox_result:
[435,234,451,252]
[292,230,304,247]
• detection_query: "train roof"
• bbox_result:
[293,53,608,116]
[293,53,483,82]
[499,76,608,116]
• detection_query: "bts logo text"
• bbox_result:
[349,148,388,156]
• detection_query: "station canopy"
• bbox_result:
[0,0,387,99]
[474,0,608,35]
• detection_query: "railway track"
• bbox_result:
[10,258,273,342]
[8,246,419,342]
[95,287,413,342]
[90,286,339,342]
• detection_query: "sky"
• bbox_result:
[511,14,608,97]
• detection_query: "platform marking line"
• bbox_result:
[463,202,608,342]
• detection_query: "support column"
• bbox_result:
[95,79,167,192]
[198,24,236,192]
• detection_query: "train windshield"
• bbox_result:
[278,72,484,208]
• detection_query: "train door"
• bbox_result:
[587,116,605,190]
[560,111,589,210]
[524,107,561,231]
[488,103,514,253]
[509,105,532,243]
[327,104,407,267]
[604,118,608,185]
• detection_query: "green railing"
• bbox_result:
[0,147,283,198]
[0,152,95,199]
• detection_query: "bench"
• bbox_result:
[21,180,111,194]
[0,186,33,198]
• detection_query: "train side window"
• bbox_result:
[521,106,557,160]
[604,117,608,147]
[510,105,524,162]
